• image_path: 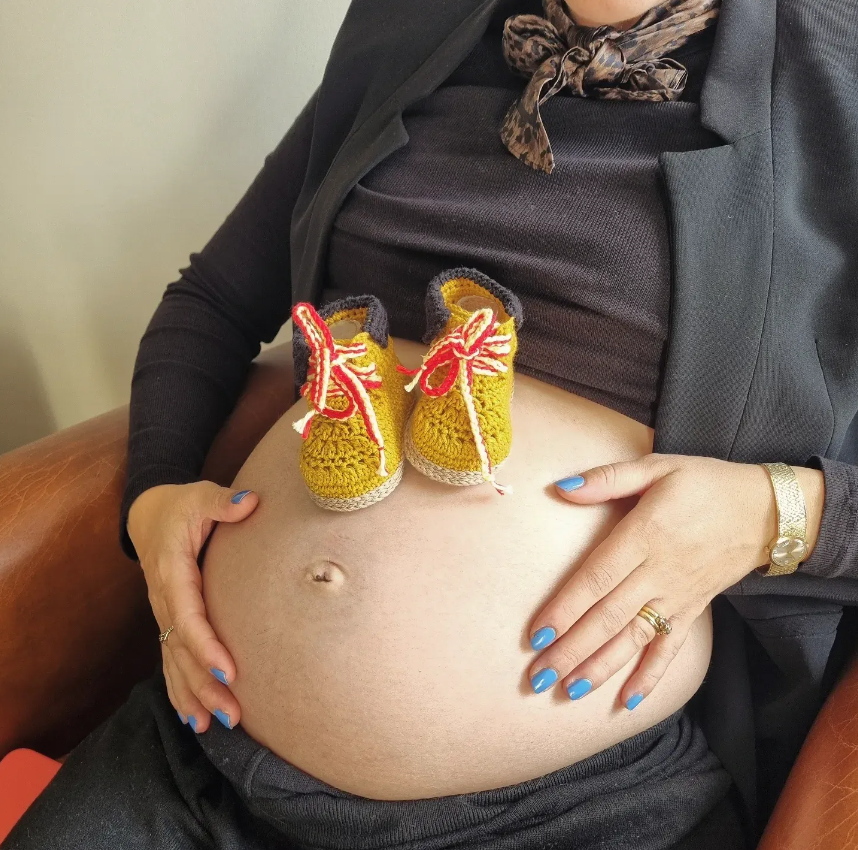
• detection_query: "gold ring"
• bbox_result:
[158,625,174,643]
[637,605,672,636]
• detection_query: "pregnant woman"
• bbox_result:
[7,0,858,848]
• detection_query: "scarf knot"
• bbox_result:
[501,0,720,173]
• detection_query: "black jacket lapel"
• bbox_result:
[653,0,777,460]
[291,0,498,303]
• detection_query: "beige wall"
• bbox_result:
[0,1,349,453]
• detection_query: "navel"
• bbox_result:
[306,559,347,588]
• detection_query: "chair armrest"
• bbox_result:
[757,645,858,850]
[0,343,294,760]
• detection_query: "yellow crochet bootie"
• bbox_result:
[401,268,524,494]
[291,296,414,510]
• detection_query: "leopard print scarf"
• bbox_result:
[501,0,721,173]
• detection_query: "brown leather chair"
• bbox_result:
[0,341,855,848]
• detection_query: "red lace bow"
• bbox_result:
[291,302,388,477]
[400,308,512,493]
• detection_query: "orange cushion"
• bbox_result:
[0,749,62,843]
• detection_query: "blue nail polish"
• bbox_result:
[176,710,186,724]
[211,667,229,685]
[556,476,586,492]
[530,627,557,650]
[187,715,198,732]
[626,693,645,711]
[530,668,558,694]
[567,678,593,700]
[231,490,252,504]
[214,709,232,729]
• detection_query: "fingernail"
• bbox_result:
[530,668,558,694]
[530,627,557,650]
[556,476,586,492]
[187,715,198,732]
[567,678,593,700]
[231,490,252,504]
[211,667,229,685]
[626,693,645,711]
[214,709,232,729]
[177,710,186,724]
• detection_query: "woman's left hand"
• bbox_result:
[526,453,822,710]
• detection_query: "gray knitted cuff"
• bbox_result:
[423,266,525,344]
[293,294,389,388]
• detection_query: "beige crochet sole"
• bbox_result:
[307,460,404,511]
[403,422,505,487]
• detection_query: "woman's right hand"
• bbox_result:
[126,481,259,733]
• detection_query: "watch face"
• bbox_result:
[770,536,808,568]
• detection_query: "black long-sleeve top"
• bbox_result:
[119,87,314,562]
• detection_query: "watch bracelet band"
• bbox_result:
[756,461,808,576]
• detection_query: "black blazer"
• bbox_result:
[277,0,858,835]
[288,0,858,587]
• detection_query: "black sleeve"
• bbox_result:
[796,454,858,580]
[118,89,319,563]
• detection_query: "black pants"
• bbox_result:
[4,669,747,850]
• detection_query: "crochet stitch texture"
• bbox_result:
[403,268,523,492]
[292,298,414,510]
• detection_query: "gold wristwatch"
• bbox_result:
[756,461,809,576]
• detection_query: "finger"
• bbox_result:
[163,660,182,722]
[554,453,676,504]
[165,562,237,686]
[559,609,657,700]
[170,640,239,730]
[178,483,259,572]
[192,481,259,524]
[529,579,652,694]
[146,581,171,637]
[163,658,199,728]
[620,616,694,710]
[528,510,649,650]
[163,644,211,733]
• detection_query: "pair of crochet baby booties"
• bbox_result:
[291,267,524,511]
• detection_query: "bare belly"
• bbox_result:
[201,337,713,800]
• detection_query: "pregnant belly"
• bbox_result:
[200,338,713,800]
